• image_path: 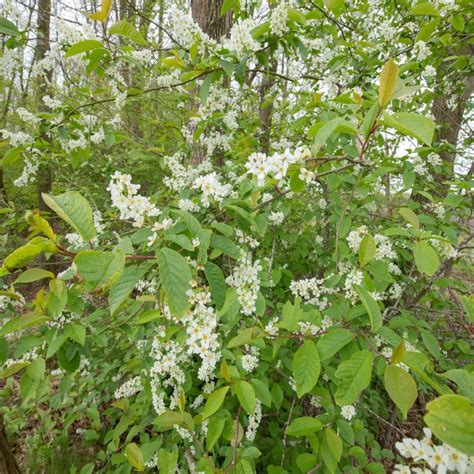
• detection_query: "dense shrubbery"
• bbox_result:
[0,0,473,472]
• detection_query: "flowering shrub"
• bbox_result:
[0,0,473,472]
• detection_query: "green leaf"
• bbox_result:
[124,443,145,472]
[135,309,161,325]
[399,207,419,230]
[424,395,474,455]
[384,365,418,418]
[157,448,178,474]
[109,20,146,45]
[250,379,272,407]
[202,386,230,419]
[75,250,125,288]
[441,370,474,402]
[311,117,357,153]
[165,234,194,251]
[359,234,376,266]
[235,380,256,414]
[286,417,322,437]
[42,192,96,241]
[382,112,435,146]
[0,361,29,379]
[3,239,57,271]
[204,262,227,310]
[0,17,20,36]
[413,241,439,276]
[157,248,192,317]
[89,0,112,22]
[378,58,398,107]
[0,313,49,336]
[210,234,241,259]
[65,40,103,57]
[14,268,54,284]
[355,286,382,331]
[321,428,342,473]
[317,328,355,361]
[109,265,146,315]
[335,350,373,405]
[26,357,45,380]
[206,417,226,450]
[227,327,264,349]
[410,2,440,16]
[293,340,321,397]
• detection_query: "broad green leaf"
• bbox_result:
[399,207,419,230]
[206,417,226,450]
[3,238,57,271]
[321,428,342,473]
[0,313,49,336]
[42,192,96,241]
[65,40,103,57]
[204,262,227,310]
[382,112,435,146]
[202,386,229,419]
[197,228,212,265]
[135,309,161,325]
[26,357,45,380]
[227,327,264,349]
[235,380,256,414]
[89,0,112,22]
[286,417,322,437]
[25,211,56,240]
[0,17,20,36]
[355,286,382,331]
[384,365,418,418]
[316,328,355,361]
[164,234,194,251]
[378,58,398,107]
[311,117,357,153]
[0,361,29,379]
[359,234,376,266]
[210,234,241,259]
[108,265,146,315]
[296,453,317,472]
[424,395,474,455]
[14,268,54,284]
[157,448,178,474]
[441,370,474,402]
[410,2,440,16]
[391,341,406,364]
[109,20,146,45]
[413,241,439,276]
[250,379,272,407]
[293,340,321,397]
[125,443,145,472]
[75,250,125,288]
[335,350,373,405]
[157,248,192,317]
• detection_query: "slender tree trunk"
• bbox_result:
[35,0,53,211]
[431,45,473,189]
[188,0,232,165]
[0,414,20,474]
[259,59,278,154]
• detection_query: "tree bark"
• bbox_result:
[35,0,53,211]
[431,45,473,189]
[259,59,278,154]
[0,414,20,474]
[187,1,233,165]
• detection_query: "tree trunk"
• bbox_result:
[35,0,53,211]
[431,46,473,190]
[0,414,20,474]
[191,0,232,41]
[187,0,232,165]
[259,60,278,154]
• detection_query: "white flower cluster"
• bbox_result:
[235,229,260,249]
[193,172,233,207]
[347,226,397,261]
[245,400,263,441]
[114,376,143,399]
[178,198,200,213]
[13,151,40,188]
[224,19,260,57]
[168,6,214,50]
[270,2,289,36]
[241,345,260,372]
[184,289,221,382]
[245,146,311,186]
[289,275,335,311]
[147,218,176,247]
[65,233,84,249]
[394,428,472,473]
[340,405,356,421]
[268,211,285,226]
[413,41,431,61]
[226,252,262,316]
[107,172,161,227]
[163,152,212,193]
[135,278,157,294]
